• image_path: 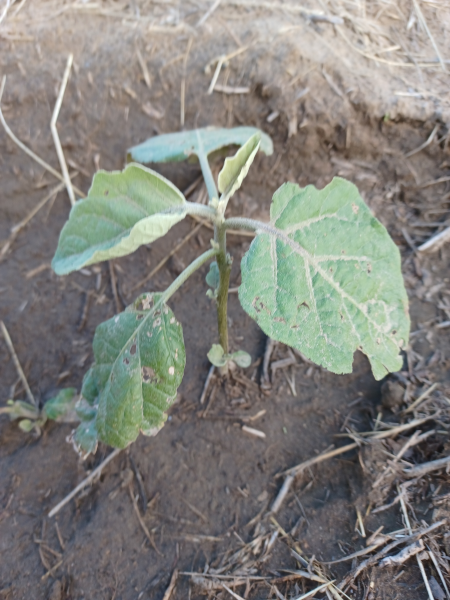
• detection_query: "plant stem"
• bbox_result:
[159,248,218,306]
[216,224,231,357]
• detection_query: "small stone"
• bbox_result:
[381,379,404,411]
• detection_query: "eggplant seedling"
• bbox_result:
[50,126,410,455]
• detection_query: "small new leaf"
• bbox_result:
[218,133,261,205]
[230,350,252,368]
[239,178,410,380]
[128,126,273,164]
[52,164,187,275]
[82,292,186,448]
[206,261,220,291]
[207,344,227,367]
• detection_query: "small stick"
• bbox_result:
[404,383,438,414]
[136,48,151,88]
[54,522,65,551]
[0,76,84,198]
[405,125,439,158]
[280,443,358,477]
[242,425,266,439]
[404,454,450,479]
[180,37,193,127]
[51,54,76,206]
[162,569,179,600]
[418,226,450,253]
[271,475,294,514]
[222,584,245,600]
[399,488,434,600]
[10,180,67,235]
[48,448,121,517]
[197,0,222,27]
[213,84,250,94]
[427,547,450,598]
[200,364,215,405]
[411,0,447,73]
[128,485,162,555]
[109,261,122,314]
[207,56,225,94]
[41,559,63,581]
[130,222,203,292]
[295,581,333,600]
[1,320,36,406]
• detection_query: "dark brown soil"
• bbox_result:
[1,5,449,600]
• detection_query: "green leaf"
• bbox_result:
[44,388,77,421]
[18,419,35,433]
[73,419,99,457]
[238,178,410,381]
[230,350,252,368]
[207,344,227,367]
[218,133,261,204]
[83,292,186,448]
[128,126,273,164]
[206,261,220,290]
[52,163,187,275]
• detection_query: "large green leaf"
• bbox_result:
[81,292,186,448]
[128,126,273,164]
[218,133,261,205]
[238,178,410,380]
[52,163,187,275]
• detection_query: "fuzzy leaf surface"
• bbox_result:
[52,164,187,275]
[238,178,410,380]
[128,127,273,164]
[218,133,261,204]
[81,292,185,448]
[44,388,77,421]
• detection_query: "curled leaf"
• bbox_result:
[52,164,187,275]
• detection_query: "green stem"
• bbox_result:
[159,248,218,306]
[215,224,231,358]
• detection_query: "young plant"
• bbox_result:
[51,126,410,455]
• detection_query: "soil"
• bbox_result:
[1,2,450,600]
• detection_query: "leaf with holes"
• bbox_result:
[128,126,273,164]
[81,292,185,448]
[52,163,187,275]
[238,178,410,380]
[218,132,261,207]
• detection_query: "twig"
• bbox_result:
[0,0,11,25]
[411,0,447,73]
[0,76,84,198]
[295,581,334,599]
[48,448,121,517]
[162,569,178,600]
[11,180,68,236]
[404,455,450,479]
[427,547,450,599]
[271,475,294,514]
[41,559,63,581]
[197,0,222,27]
[128,484,162,555]
[180,37,193,127]
[280,443,358,477]
[399,489,434,600]
[1,320,36,406]
[213,84,250,94]
[50,54,76,206]
[405,125,439,158]
[379,539,425,567]
[130,222,203,292]
[199,364,215,405]
[222,584,245,600]
[136,48,151,88]
[404,383,438,414]
[242,425,266,439]
[418,226,450,253]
